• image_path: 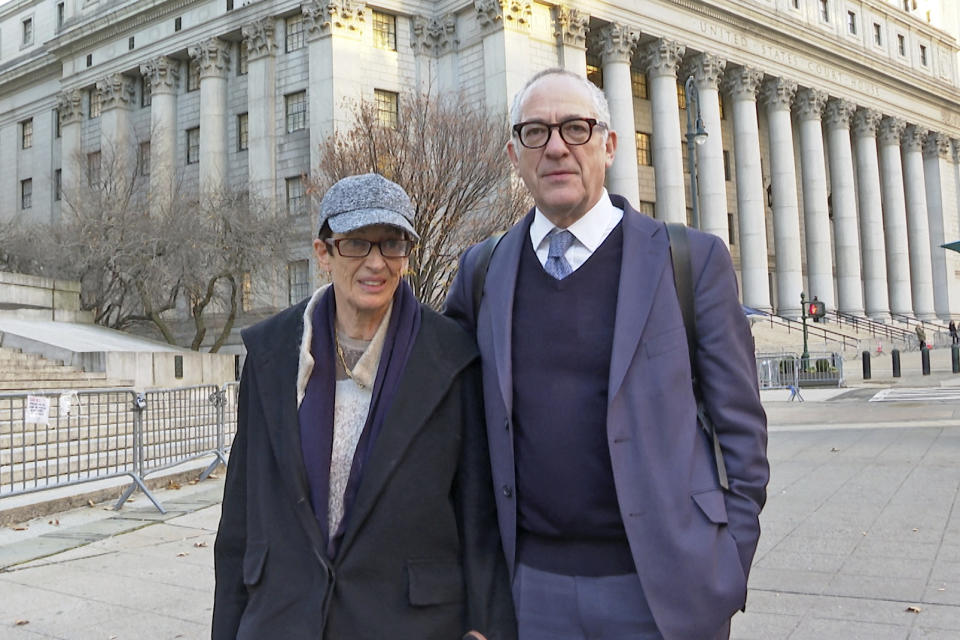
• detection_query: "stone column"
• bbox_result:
[243,18,278,215]
[924,133,958,319]
[722,66,769,311]
[901,125,936,320]
[641,38,686,223]
[304,0,366,172]
[823,98,863,315]
[853,108,890,321]
[56,90,84,204]
[0,124,15,219]
[683,53,727,242]
[554,6,588,74]
[140,57,179,213]
[411,14,459,93]
[31,102,53,219]
[794,88,834,309]
[596,23,638,205]
[475,0,532,115]
[188,38,230,198]
[759,77,802,318]
[96,73,136,182]
[878,116,912,318]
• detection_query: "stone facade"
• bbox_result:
[1,0,960,319]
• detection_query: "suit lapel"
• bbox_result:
[608,203,669,402]
[482,211,531,418]
[250,313,327,554]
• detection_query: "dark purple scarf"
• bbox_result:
[298,281,421,558]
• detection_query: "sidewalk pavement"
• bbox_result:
[2,347,960,639]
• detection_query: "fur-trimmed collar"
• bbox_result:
[295,285,393,407]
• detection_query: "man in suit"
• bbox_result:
[445,68,769,640]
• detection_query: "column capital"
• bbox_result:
[188,37,231,79]
[853,108,881,138]
[758,77,797,111]
[721,65,763,101]
[640,38,685,78]
[242,17,278,60]
[411,14,458,55]
[96,73,136,111]
[878,116,906,146]
[902,125,928,153]
[57,89,85,126]
[823,98,855,129]
[140,56,179,95]
[475,0,532,32]
[303,0,366,39]
[682,53,725,91]
[554,6,589,48]
[923,131,952,159]
[594,22,638,65]
[794,88,827,121]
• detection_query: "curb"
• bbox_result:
[0,460,225,527]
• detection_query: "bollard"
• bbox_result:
[892,349,901,378]
[953,345,959,374]
[921,347,931,375]
[862,350,871,380]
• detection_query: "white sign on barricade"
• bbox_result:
[26,395,51,425]
[59,391,80,417]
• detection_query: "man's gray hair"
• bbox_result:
[509,68,612,129]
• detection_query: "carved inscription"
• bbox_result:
[697,20,881,98]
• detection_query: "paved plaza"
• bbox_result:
[2,348,960,638]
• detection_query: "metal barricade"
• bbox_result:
[800,351,845,387]
[756,353,800,390]
[0,388,141,500]
[1,381,243,515]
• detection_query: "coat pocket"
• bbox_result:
[406,559,464,606]
[242,542,268,587]
[691,488,729,525]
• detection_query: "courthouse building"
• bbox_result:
[2,0,960,321]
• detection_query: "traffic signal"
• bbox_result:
[807,300,826,318]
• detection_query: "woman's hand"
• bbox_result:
[463,632,488,640]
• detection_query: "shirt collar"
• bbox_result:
[530,189,617,251]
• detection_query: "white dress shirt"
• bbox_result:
[529,189,624,274]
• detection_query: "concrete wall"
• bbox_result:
[0,271,93,322]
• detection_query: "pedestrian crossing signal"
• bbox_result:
[807,300,826,318]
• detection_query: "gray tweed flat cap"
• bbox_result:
[318,173,419,240]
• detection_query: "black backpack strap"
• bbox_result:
[665,223,729,491]
[471,232,506,316]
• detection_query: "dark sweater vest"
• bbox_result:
[512,222,634,576]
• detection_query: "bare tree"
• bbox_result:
[311,91,530,309]
[10,135,287,352]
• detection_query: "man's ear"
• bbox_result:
[604,129,618,170]
[506,138,520,170]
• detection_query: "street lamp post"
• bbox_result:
[800,291,810,369]
[684,75,708,229]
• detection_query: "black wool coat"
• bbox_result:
[212,300,516,640]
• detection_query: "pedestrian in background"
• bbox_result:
[213,173,515,640]
[916,325,927,350]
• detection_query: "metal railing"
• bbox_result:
[756,352,844,389]
[0,382,239,514]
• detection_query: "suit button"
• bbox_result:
[504,419,510,431]
[502,485,513,498]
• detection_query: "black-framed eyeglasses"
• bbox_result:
[512,117,607,149]
[324,238,415,258]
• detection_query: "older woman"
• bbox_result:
[213,173,514,639]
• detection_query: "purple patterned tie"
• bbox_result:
[545,229,575,280]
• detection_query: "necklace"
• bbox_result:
[335,333,366,388]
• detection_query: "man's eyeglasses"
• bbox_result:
[324,238,415,258]
[512,117,607,149]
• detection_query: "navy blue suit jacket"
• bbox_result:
[445,195,769,640]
